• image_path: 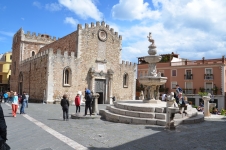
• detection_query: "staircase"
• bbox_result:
[99,100,204,126]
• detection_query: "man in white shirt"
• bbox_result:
[162,94,167,101]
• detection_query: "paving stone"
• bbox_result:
[2,103,226,150]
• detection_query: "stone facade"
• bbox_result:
[10,21,136,104]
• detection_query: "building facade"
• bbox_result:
[137,53,226,109]
[0,52,12,92]
[10,21,136,103]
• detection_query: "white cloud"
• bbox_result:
[117,0,226,62]
[58,0,103,20]
[64,17,78,28]
[33,1,42,9]
[112,0,160,20]
[45,3,62,11]
[21,18,25,21]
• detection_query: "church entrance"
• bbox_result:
[95,79,106,104]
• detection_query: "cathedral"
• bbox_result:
[10,21,136,104]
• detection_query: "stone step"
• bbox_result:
[174,108,198,119]
[114,102,166,113]
[107,105,166,120]
[174,112,204,126]
[99,109,167,126]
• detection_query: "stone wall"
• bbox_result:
[19,52,48,101]
[39,31,78,55]
[10,29,23,92]
[10,28,56,94]
[46,49,80,103]
[76,21,136,101]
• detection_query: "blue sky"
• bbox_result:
[0,0,226,63]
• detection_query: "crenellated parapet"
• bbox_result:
[23,30,58,43]
[77,21,122,40]
[120,60,137,68]
[20,48,76,65]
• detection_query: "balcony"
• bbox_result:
[204,74,214,80]
[184,89,196,94]
[184,74,193,80]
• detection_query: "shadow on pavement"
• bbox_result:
[86,119,226,150]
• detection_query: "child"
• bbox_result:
[75,93,81,113]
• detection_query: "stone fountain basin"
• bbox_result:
[139,76,167,86]
[144,55,162,63]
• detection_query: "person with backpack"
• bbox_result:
[3,92,8,103]
[84,88,92,116]
[175,84,183,104]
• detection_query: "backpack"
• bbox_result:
[86,93,92,101]
[177,87,183,93]
[3,93,8,99]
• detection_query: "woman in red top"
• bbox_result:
[75,94,81,113]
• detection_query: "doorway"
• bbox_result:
[95,79,106,104]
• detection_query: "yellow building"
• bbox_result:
[0,52,12,92]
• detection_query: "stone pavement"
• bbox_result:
[1,102,226,150]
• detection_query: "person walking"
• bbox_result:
[60,94,69,121]
[11,92,19,117]
[25,92,29,108]
[20,91,26,114]
[75,93,81,113]
[3,92,8,103]
[84,88,92,116]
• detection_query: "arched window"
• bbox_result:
[63,67,71,86]
[123,73,128,88]
[32,51,35,56]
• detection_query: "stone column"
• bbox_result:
[203,96,211,117]
[89,67,95,91]
[107,69,114,104]
[92,93,100,115]
[165,107,177,130]
[108,76,113,104]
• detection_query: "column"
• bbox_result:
[92,93,100,115]
[108,75,113,104]
[203,96,211,117]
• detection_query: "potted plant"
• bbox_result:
[198,92,208,97]
[221,109,225,115]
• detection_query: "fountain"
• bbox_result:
[138,33,167,103]
[99,32,204,126]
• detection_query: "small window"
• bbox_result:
[32,51,35,56]
[123,73,128,88]
[172,70,177,76]
[171,81,177,89]
[63,67,71,86]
